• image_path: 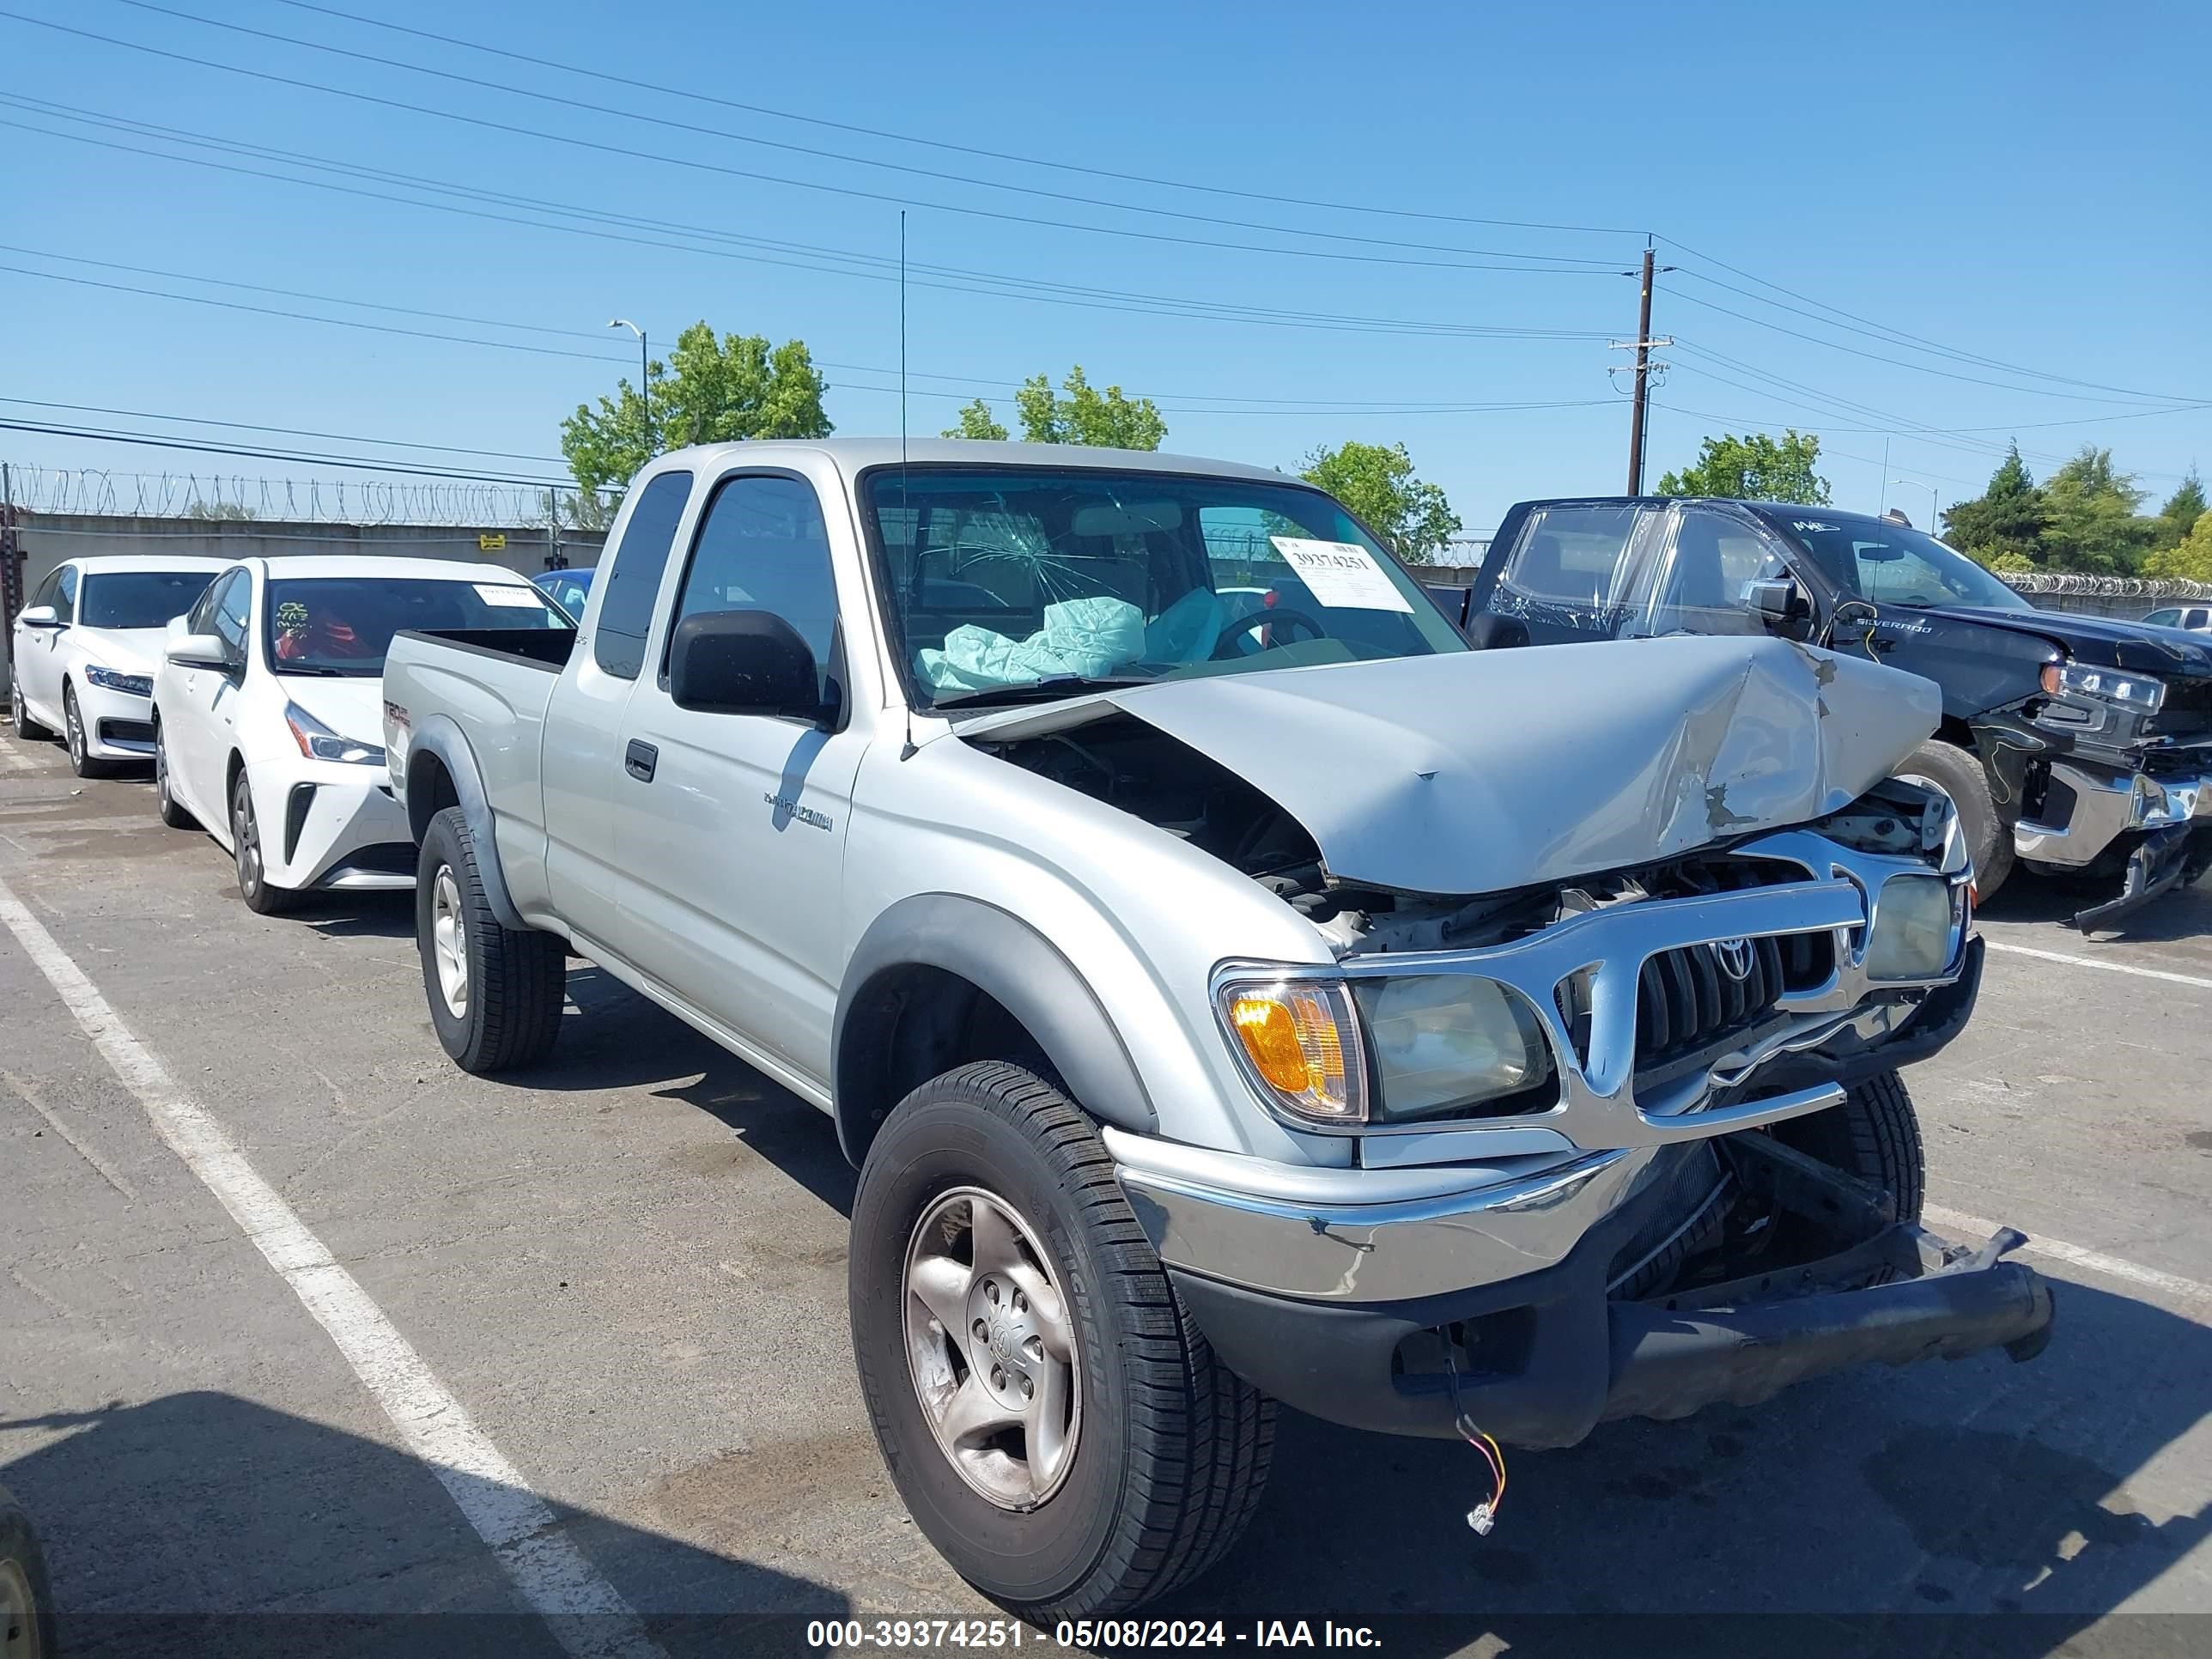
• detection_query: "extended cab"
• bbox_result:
[1457,497,2212,927]
[383,441,2051,1618]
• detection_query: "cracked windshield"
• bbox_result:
[863,467,1467,708]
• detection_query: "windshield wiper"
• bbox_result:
[931,674,1153,711]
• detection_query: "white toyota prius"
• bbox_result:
[151,554,571,913]
[9,555,230,775]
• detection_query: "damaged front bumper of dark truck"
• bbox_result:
[1111,812,2056,1447]
[2012,757,2212,930]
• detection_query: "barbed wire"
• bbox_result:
[2002,571,2212,599]
[0,463,592,526]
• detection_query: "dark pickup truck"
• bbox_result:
[1443,497,2212,928]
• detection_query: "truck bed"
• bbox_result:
[392,626,577,670]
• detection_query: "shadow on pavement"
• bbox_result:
[293,890,417,940]
[0,1391,847,1658]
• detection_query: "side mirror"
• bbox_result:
[669,611,833,723]
[1742,576,1809,632]
[16,604,58,630]
[1462,611,1531,651]
[166,632,234,672]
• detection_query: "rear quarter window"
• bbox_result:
[592,471,695,679]
[1501,505,1643,607]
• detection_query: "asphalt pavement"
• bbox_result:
[3,724,2208,1657]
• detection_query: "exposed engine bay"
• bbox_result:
[979,712,1955,958]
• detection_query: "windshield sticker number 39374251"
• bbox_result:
[1268,538,1414,614]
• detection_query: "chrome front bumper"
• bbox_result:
[2014,760,2212,868]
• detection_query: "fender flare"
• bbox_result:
[403,714,526,931]
[833,893,1157,1163]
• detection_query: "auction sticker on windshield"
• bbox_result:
[1269,537,1414,613]
[474,583,544,607]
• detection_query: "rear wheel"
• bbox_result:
[850,1062,1274,1620]
[1897,738,2012,899]
[1771,1069,1924,1222]
[8,678,53,743]
[63,684,107,779]
[231,769,294,915]
[417,805,565,1073]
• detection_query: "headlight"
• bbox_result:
[1352,976,1553,1121]
[2041,660,2165,713]
[1865,875,1956,980]
[283,701,386,766]
[1217,977,1365,1125]
[84,666,153,697]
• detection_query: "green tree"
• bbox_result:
[561,321,831,498]
[1656,430,1830,504]
[1297,441,1462,564]
[1942,443,2048,568]
[941,398,1008,441]
[1013,366,1166,450]
[2039,445,2154,574]
[2144,511,2212,582]
[2155,471,2207,550]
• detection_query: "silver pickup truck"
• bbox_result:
[383,440,2052,1618]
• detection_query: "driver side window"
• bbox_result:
[206,571,251,667]
[1639,510,1787,637]
[54,567,78,625]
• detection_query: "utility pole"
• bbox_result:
[1,462,21,634]
[1613,243,1674,494]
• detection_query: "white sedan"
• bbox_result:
[151,555,570,914]
[9,555,229,775]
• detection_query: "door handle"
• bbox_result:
[624,739,658,782]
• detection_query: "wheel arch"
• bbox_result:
[403,714,525,930]
[832,894,1157,1166]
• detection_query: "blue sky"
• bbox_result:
[4,0,2207,538]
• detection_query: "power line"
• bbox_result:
[2,10,1625,279]
[1661,239,2197,405]
[265,0,1645,240]
[0,398,570,465]
[1663,283,2196,407]
[0,249,1615,416]
[111,0,1630,270]
[2,103,1617,345]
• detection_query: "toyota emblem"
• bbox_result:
[1715,938,1754,981]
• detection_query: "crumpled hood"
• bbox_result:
[276,676,387,744]
[1916,605,2212,678]
[964,635,1942,896]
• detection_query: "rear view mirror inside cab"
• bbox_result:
[1068,501,1184,538]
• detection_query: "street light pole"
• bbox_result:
[1890,477,1939,534]
[609,319,650,452]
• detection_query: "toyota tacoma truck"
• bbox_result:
[382,441,2052,1618]
[1452,495,2212,928]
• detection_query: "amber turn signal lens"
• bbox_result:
[1224,982,1358,1121]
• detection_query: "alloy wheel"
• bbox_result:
[1,1555,41,1659]
[233,778,262,897]
[902,1185,1081,1510]
[64,695,83,769]
[429,865,469,1018]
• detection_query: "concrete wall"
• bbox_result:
[4,514,607,674]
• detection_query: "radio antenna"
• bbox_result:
[899,210,909,467]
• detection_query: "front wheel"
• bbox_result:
[231,768,294,915]
[154,720,196,829]
[1771,1069,1925,1222]
[850,1062,1274,1620]
[417,805,565,1073]
[63,684,107,779]
[1897,738,2012,899]
[1,1481,59,1659]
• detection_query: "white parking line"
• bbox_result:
[1981,938,2212,992]
[0,742,37,774]
[0,875,667,1659]
[1925,1202,2212,1307]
